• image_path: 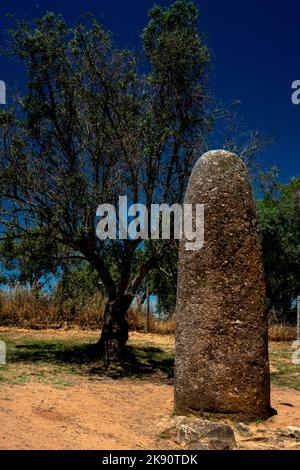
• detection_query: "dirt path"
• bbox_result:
[264,388,300,430]
[1,379,300,450]
[0,378,173,450]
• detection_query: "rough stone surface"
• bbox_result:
[235,423,252,435]
[162,416,236,450]
[286,427,300,440]
[175,150,273,422]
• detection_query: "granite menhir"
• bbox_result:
[175,150,274,422]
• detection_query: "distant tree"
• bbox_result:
[0,225,60,295]
[141,242,178,318]
[258,175,300,319]
[54,263,102,305]
[0,1,212,358]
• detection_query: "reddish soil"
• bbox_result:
[0,329,299,450]
[0,378,173,450]
[1,380,300,450]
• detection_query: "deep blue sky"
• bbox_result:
[0,0,299,182]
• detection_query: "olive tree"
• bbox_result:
[0,1,211,357]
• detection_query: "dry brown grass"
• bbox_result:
[0,289,104,330]
[0,288,175,335]
[268,323,297,342]
[3,289,296,341]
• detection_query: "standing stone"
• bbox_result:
[175,150,273,422]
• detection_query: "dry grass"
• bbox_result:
[269,324,297,342]
[1,289,297,341]
[0,288,175,335]
[0,289,104,330]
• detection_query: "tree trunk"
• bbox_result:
[97,294,133,362]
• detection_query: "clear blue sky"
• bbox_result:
[0,0,299,182]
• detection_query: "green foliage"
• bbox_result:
[258,176,300,317]
[0,225,61,290]
[142,242,178,317]
[54,264,103,303]
[143,1,210,88]
[142,1,212,145]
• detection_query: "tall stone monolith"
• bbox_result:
[175,150,274,422]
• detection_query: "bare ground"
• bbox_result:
[0,328,300,450]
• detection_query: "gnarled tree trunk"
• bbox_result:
[97,294,133,362]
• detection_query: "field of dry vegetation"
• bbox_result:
[0,289,175,335]
[0,288,296,342]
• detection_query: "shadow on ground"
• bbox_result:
[6,339,174,382]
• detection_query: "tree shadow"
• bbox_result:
[9,340,174,383]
